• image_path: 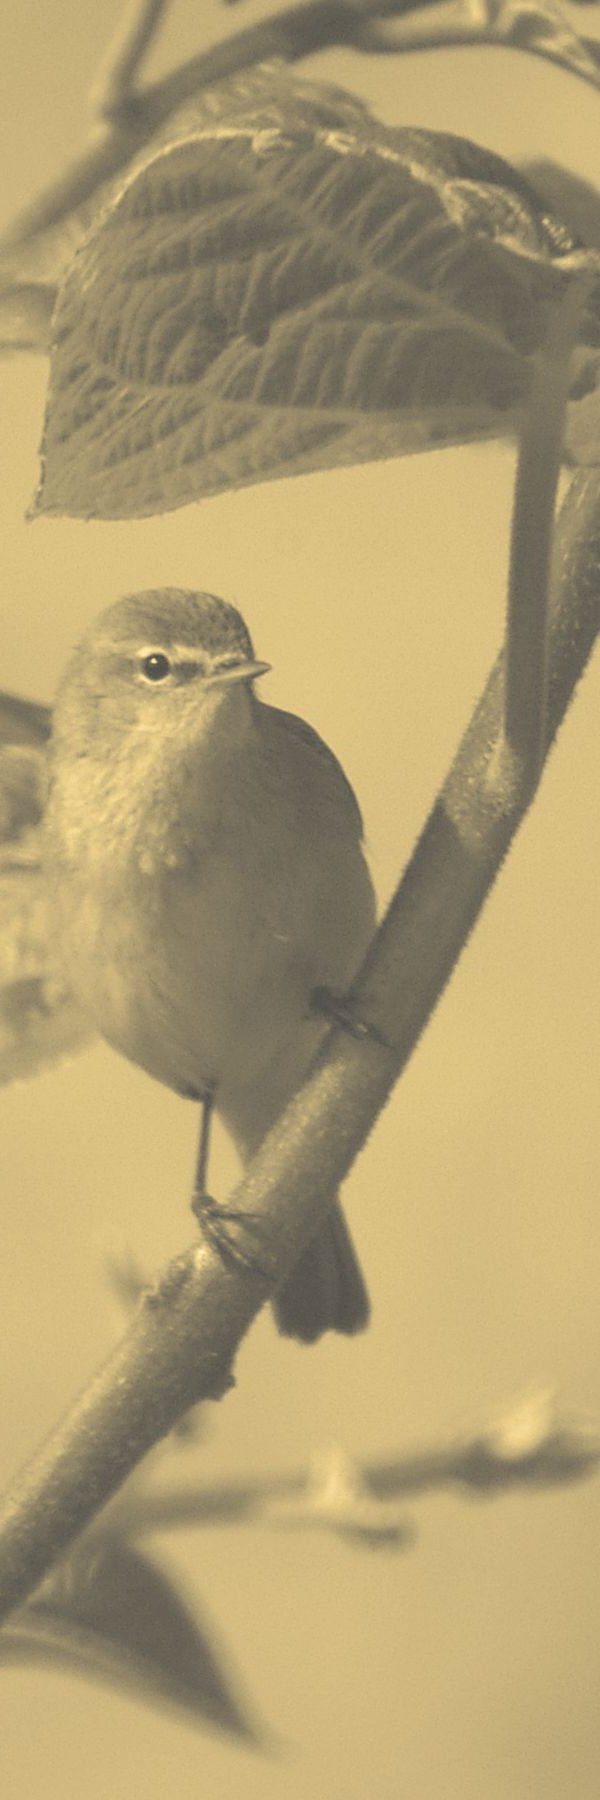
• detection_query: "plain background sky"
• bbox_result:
[1,4,599,1797]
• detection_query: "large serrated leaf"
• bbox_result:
[34,69,600,520]
[0,693,91,1083]
[0,1536,259,1736]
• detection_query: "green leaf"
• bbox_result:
[34,69,600,521]
[0,695,91,1083]
[0,1536,259,1737]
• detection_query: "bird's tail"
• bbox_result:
[220,1037,370,1345]
[272,1198,369,1344]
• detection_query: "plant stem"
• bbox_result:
[92,0,172,119]
[498,272,594,809]
[354,8,600,91]
[2,0,600,263]
[0,0,381,258]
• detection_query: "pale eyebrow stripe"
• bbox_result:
[96,639,246,667]
[137,644,203,663]
[95,638,205,663]
[135,646,246,668]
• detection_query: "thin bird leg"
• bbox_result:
[193,1088,215,1200]
[190,1089,271,1280]
[310,985,390,1049]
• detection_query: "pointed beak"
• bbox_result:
[205,658,271,689]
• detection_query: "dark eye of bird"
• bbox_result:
[139,652,172,683]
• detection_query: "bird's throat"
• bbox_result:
[47,687,257,884]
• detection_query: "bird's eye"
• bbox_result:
[139,652,172,683]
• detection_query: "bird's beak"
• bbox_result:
[205,659,271,688]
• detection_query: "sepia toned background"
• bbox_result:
[1,4,599,1795]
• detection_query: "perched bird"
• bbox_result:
[41,589,376,1342]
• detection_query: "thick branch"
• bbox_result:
[0,460,597,1628]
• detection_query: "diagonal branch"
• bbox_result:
[0,347,597,1626]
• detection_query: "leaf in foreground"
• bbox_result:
[34,69,600,521]
[0,1536,258,1737]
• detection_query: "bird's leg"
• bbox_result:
[190,1085,219,1233]
[310,985,390,1049]
[190,1088,270,1280]
[193,1086,215,1202]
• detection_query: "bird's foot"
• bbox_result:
[191,1191,271,1282]
[310,985,389,1048]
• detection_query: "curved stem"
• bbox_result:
[0,1,374,258]
[2,0,600,263]
[355,11,600,91]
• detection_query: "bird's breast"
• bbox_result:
[44,716,374,1106]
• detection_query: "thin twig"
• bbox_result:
[2,0,600,265]
[137,0,374,110]
[91,0,172,120]
[0,440,596,1626]
[132,1402,600,1536]
[338,6,600,89]
[0,1,361,259]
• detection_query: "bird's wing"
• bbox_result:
[264,705,366,839]
[0,694,92,1084]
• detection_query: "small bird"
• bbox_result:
[42,589,376,1342]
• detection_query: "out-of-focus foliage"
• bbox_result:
[0,1534,258,1735]
[0,693,90,1083]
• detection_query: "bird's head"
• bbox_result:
[51,589,270,757]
